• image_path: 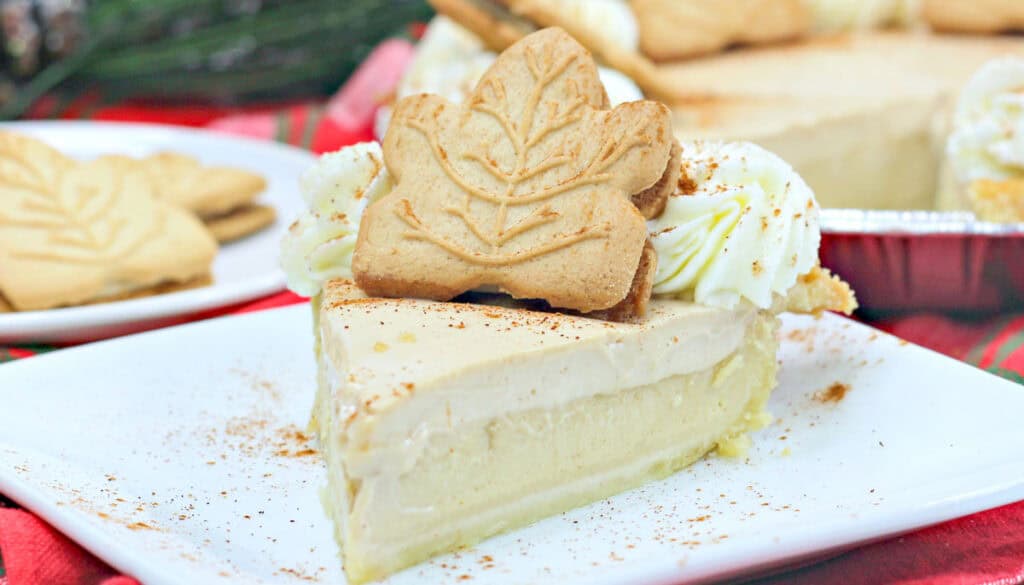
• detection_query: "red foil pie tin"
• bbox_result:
[820,210,1024,314]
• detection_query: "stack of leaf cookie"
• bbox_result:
[0,133,274,312]
[129,153,275,243]
[354,31,681,319]
[280,28,856,584]
[99,152,275,244]
[0,133,218,312]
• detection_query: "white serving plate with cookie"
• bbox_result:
[0,306,1022,584]
[0,121,314,343]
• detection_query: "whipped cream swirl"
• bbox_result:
[280,142,392,296]
[648,141,821,310]
[948,58,1024,184]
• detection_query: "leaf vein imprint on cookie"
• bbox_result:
[4,161,163,264]
[356,27,675,314]
[394,44,645,265]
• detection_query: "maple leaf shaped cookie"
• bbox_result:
[139,152,267,218]
[353,27,679,315]
[96,152,275,243]
[0,132,217,311]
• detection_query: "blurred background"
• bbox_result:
[0,0,433,118]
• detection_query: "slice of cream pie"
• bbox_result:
[280,32,854,584]
[315,279,780,582]
[282,143,853,584]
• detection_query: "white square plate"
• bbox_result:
[0,306,1022,585]
[0,121,315,344]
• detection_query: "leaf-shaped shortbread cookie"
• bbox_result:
[353,28,677,314]
[0,133,217,311]
[96,152,275,243]
[139,152,268,218]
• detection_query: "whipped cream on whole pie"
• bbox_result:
[649,141,820,310]
[949,58,1024,183]
[946,58,1024,222]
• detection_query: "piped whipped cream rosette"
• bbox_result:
[279,142,392,296]
[648,141,822,310]
[947,58,1024,222]
[949,58,1024,183]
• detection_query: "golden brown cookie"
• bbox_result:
[0,275,213,313]
[97,152,272,241]
[0,133,218,311]
[631,0,810,61]
[204,203,277,243]
[588,240,658,321]
[353,28,677,316]
[923,0,1024,33]
[632,140,681,218]
[428,0,680,102]
[140,152,267,218]
[142,152,272,241]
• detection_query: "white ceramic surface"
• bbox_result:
[0,306,1022,585]
[0,121,315,343]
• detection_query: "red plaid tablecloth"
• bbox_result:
[1,38,1022,585]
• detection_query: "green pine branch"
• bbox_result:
[2,0,433,119]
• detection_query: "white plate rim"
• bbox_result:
[0,120,316,341]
